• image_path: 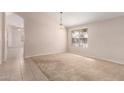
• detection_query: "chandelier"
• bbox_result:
[59,12,65,31]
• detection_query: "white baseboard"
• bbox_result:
[24,51,66,59]
[92,57,124,65]
[25,51,124,65]
[69,51,124,65]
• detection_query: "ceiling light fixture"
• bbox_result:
[59,12,65,31]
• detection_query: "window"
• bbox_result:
[72,28,88,48]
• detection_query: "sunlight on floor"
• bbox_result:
[83,57,96,61]
[73,54,96,61]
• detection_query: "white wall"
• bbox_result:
[0,13,3,63]
[19,13,67,58]
[68,16,124,64]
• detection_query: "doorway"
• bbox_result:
[5,13,24,62]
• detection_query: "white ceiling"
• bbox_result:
[62,12,124,27]
[17,12,124,28]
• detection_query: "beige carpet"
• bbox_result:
[28,53,124,81]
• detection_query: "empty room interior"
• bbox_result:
[0,12,124,81]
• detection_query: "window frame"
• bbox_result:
[71,28,88,48]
